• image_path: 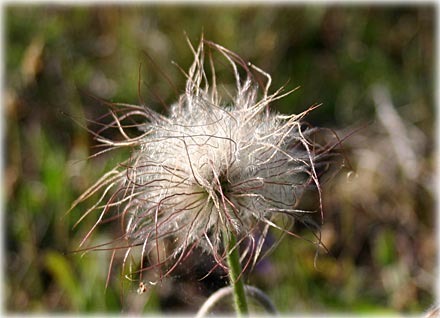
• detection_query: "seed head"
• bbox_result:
[71,39,334,285]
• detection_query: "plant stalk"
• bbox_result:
[224,231,249,317]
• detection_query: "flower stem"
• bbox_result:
[224,231,249,317]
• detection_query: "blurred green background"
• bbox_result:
[5,4,435,315]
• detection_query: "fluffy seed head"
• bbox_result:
[71,39,335,285]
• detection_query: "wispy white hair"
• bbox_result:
[70,38,335,286]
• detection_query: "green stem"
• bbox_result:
[224,231,248,317]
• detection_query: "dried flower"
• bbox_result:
[70,39,334,286]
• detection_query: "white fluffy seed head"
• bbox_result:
[72,39,335,284]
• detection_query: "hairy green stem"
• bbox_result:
[225,231,249,317]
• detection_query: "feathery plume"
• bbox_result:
[70,38,336,288]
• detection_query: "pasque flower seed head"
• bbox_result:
[70,39,333,285]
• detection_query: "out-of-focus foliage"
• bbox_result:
[5,4,434,315]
